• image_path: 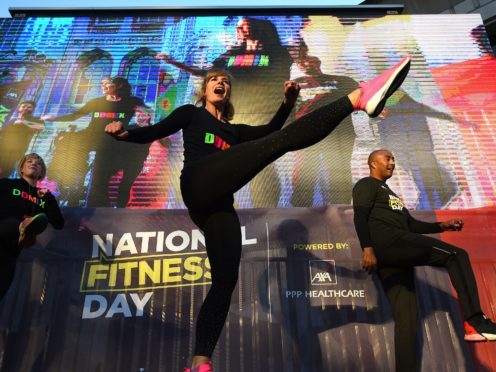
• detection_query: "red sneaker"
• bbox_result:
[469,316,496,341]
[464,321,487,342]
[357,56,411,117]
[183,361,213,372]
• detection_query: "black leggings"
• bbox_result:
[181,96,354,357]
[376,232,482,372]
[0,217,22,301]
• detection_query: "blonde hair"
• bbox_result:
[17,153,47,180]
[197,69,235,121]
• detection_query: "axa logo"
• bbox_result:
[309,260,337,285]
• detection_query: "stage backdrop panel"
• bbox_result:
[0,207,475,371]
[0,12,495,210]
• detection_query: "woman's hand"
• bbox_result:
[105,121,129,139]
[283,80,301,106]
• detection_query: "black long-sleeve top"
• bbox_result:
[123,102,294,168]
[52,96,144,133]
[0,178,64,229]
[352,176,441,249]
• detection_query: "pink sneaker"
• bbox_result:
[183,361,213,372]
[357,56,411,117]
[464,321,486,342]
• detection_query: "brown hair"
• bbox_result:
[17,153,47,180]
[111,76,132,97]
[197,69,235,121]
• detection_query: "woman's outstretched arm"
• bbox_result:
[105,104,195,143]
[41,100,95,122]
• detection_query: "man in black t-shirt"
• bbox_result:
[352,149,496,372]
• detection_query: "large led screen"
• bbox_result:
[0,13,494,210]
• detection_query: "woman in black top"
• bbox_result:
[0,153,64,301]
[156,17,294,207]
[105,58,410,371]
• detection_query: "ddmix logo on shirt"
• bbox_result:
[12,188,45,208]
[227,54,269,67]
[93,112,126,119]
[204,132,231,150]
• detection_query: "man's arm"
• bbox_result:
[405,210,463,234]
[42,100,94,122]
[14,116,45,130]
[352,179,378,273]
[354,204,378,273]
[155,53,207,77]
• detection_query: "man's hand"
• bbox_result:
[440,219,464,231]
[283,80,301,106]
[105,121,129,139]
[361,246,377,274]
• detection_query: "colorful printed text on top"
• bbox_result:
[12,188,46,208]
[204,132,231,150]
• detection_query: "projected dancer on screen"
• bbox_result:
[289,43,358,205]
[353,149,496,372]
[0,100,45,178]
[370,56,458,209]
[113,106,167,208]
[0,153,64,302]
[156,17,292,207]
[105,56,411,371]
[372,91,457,209]
[42,77,145,207]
